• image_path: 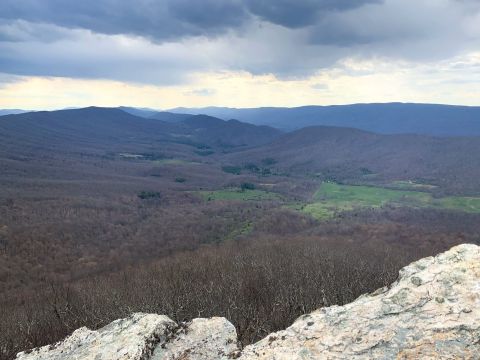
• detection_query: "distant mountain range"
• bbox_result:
[4,103,480,136]
[0,109,29,116]
[166,103,480,136]
[117,106,160,118]
[0,107,281,155]
[2,106,480,194]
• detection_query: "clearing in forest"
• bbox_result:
[303,182,480,219]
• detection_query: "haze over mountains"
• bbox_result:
[167,103,480,136]
[0,107,281,155]
[0,109,28,116]
[1,105,480,195]
[4,103,480,137]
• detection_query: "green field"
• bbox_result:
[436,196,480,213]
[303,182,480,219]
[198,188,283,202]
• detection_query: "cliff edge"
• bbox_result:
[17,244,480,359]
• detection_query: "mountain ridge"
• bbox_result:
[0,107,282,154]
[167,102,480,135]
[228,124,480,194]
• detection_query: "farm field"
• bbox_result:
[196,182,480,220]
[303,182,480,219]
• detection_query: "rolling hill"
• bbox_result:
[0,107,177,156]
[180,115,282,147]
[0,107,281,156]
[168,103,480,135]
[2,107,479,194]
[149,111,192,123]
[228,125,480,195]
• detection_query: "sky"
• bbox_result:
[0,0,479,110]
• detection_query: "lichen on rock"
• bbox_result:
[238,243,480,359]
[151,317,239,360]
[16,313,177,360]
[16,244,480,360]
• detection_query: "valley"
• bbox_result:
[1,107,480,359]
[3,1,480,357]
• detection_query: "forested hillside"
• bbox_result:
[1,107,480,359]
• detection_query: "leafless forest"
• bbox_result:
[1,108,480,359]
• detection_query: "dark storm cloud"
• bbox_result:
[0,0,478,84]
[0,0,248,42]
[244,0,381,28]
[167,0,247,30]
[0,0,386,41]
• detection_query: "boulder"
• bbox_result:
[16,313,176,360]
[239,243,480,359]
[16,315,238,360]
[17,244,480,359]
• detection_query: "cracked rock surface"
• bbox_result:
[239,243,480,359]
[151,317,239,360]
[16,244,480,359]
[16,313,176,360]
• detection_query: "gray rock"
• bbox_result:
[16,313,176,360]
[16,315,239,360]
[151,317,239,360]
[17,244,480,360]
[239,244,480,359]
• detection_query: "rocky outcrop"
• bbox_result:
[239,243,480,359]
[17,244,480,360]
[16,313,176,360]
[16,316,238,360]
[151,318,239,360]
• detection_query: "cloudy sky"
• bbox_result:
[0,0,479,110]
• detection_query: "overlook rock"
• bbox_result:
[17,244,480,360]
